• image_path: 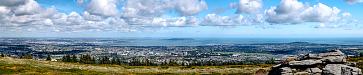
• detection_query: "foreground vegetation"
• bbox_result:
[347,57,363,70]
[0,57,272,75]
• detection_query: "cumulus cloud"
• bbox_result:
[86,0,119,17]
[126,16,198,27]
[200,14,262,26]
[122,0,207,18]
[265,0,342,24]
[1,0,209,33]
[232,0,262,14]
[0,6,10,15]
[0,0,131,33]
[120,0,207,27]
[315,12,358,28]
[14,0,42,15]
[174,0,208,16]
[0,0,26,7]
[121,0,172,18]
[0,0,360,33]
[300,3,341,22]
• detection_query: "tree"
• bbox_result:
[90,56,96,64]
[360,53,363,57]
[116,58,122,65]
[22,53,33,59]
[0,53,4,57]
[62,54,71,62]
[71,55,78,62]
[80,54,93,64]
[265,58,276,64]
[100,56,110,64]
[46,54,51,61]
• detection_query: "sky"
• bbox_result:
[0,0,363,38]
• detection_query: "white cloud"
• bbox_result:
[122,0,172,18]
[316,12,358,28]
[126,16,197,27]
[0,6,10,15]
[0,0,360,33]
[345,0,363,4]
[83,11,103,21]
[300,3,341,22]
[14,0,42,15]
[86,0,118,17]
[120,0,207,27]
[0,0,26,7]
[122,0,207,18]
[265,0,342,24]
[49,11,130,32]
[201,14,258,26]
[174,0,208,16]
[232,0,262,14]
[265,0,304,24]
[342,12,352,17]
[0,0,132,33]
[76,0,85,5]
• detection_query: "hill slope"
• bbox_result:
[0,57,272,75]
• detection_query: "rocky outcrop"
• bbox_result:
[268,50,362,75]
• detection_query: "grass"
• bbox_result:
[347,57,363,69]
[0,57,273,75]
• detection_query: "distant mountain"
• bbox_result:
[163,38,194,40]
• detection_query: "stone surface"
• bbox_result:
[311,68,322,73]
[320,56,346,63]
[289,60,322,66]
[268,50,362,75]
[323,64,344,75]
[272,64,282,68]
[323,64,362,75]
[294,72,309,75]
[280,67,292,74]
[319,50,344,57]
[303,54,322,59]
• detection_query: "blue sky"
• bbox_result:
[0,0,363,38]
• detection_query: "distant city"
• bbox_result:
[1,38,362,66]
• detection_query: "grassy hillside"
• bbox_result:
[0,57,272,75]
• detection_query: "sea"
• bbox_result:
[2,37,363,46]
[88,38,363,46]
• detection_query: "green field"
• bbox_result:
[0,57,272,75]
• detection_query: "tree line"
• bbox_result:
[60,54,276,66]
[0,53,276,66]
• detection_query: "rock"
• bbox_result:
[294,72,309,75]
[289,60,322,66]
[320,56,346,63]
[310,68,322,73]
[303,68,322,75]
[306,67,322,74]
[285,56,298,62]
[323,64,344,75]
[319,50,344,57]
[323,64,362,75]
[304,54,322,59]
[280,67,293,75]
[272,64,282,68]
[268,50,362,75]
